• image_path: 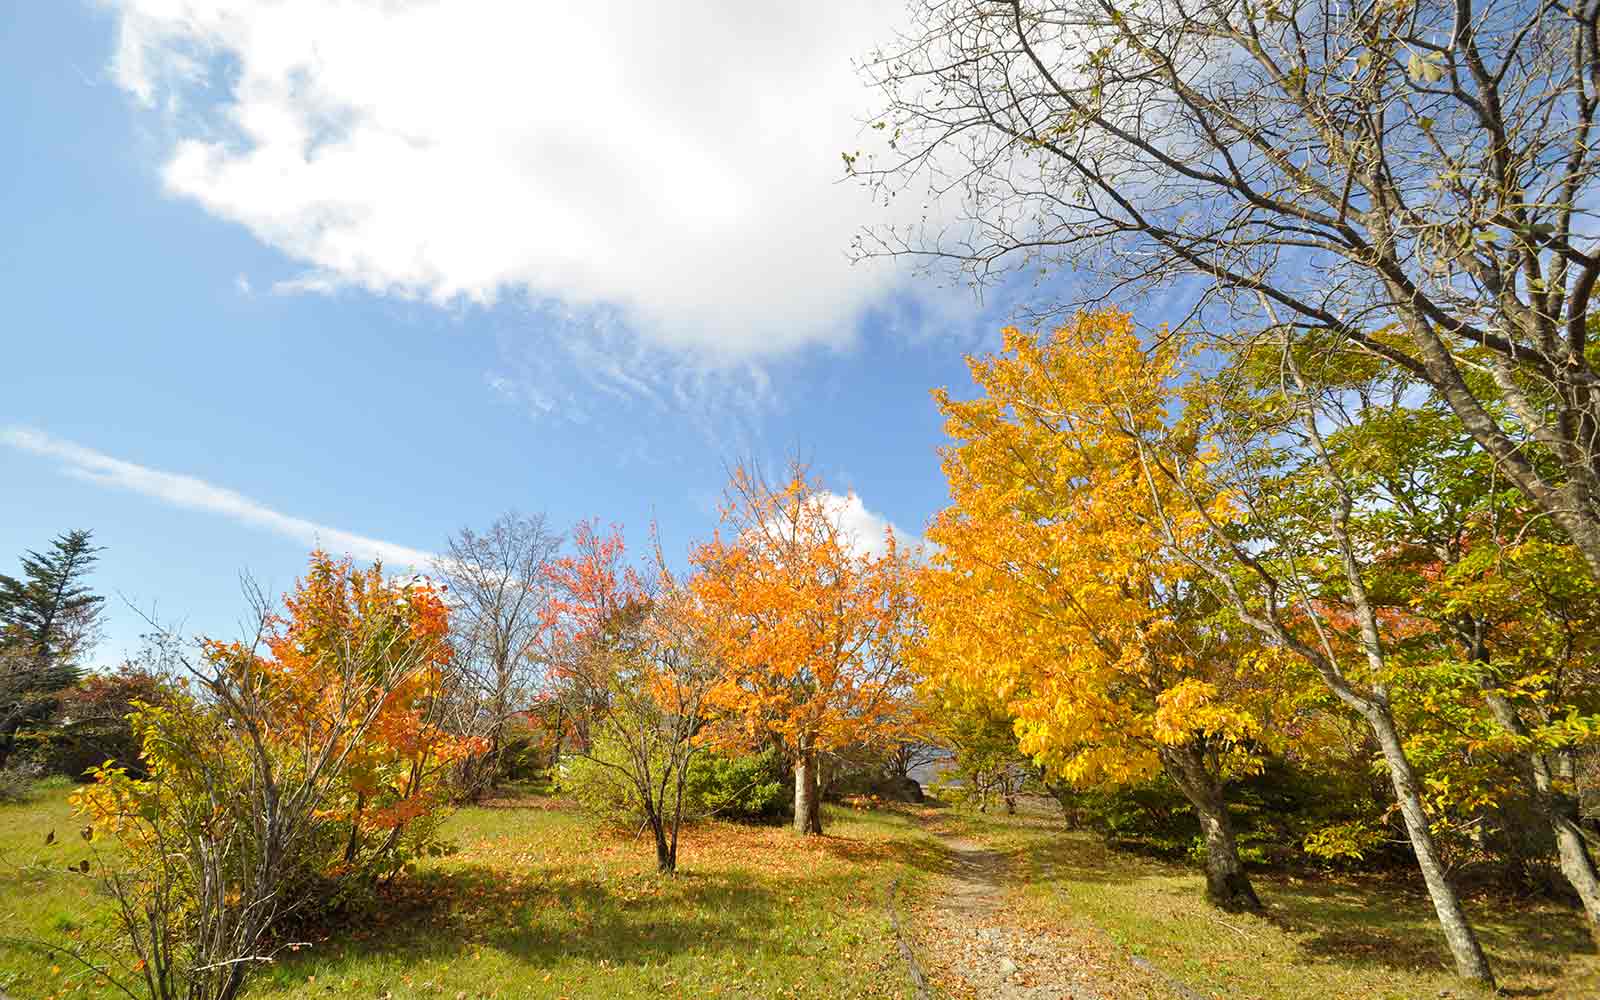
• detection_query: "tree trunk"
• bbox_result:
[1162,743,1262,913]
[1551,809,1600,942]
[548,705,565,772]
[1366,708,1495,986]
[1480,689,1600,941]
[650,815,676,874]
[343,792,366,864]
[794,743,822,836]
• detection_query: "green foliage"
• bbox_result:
[22,665,171,779]
[495,729,547,783]
[1302,820,1387,862]
[562,736,653,826]
[0,529,105,769]
[0,529,104,668]
[686,745,786,821]
[1056,758,1398,869]
[564,736,785,826]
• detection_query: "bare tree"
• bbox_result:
[436,512,561,798]
[858,0,1600,582]
[883,739,947,783]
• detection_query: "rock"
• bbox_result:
[884,775,926,803]
[997,957,1019,975]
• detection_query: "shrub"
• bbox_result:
[0,766,40,803]
[565,737,786,827]
[71,554,481,1000]
[29,665,170,779]
[563,735,651,827]
[687,747,786,821]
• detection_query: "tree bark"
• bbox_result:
[650,814,677,874]
[1365,708,1495,984]
[1162,742,1262,913]
[794,742,822,836]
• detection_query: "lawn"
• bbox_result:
[6,789,1598,1000]
[0,786,937,1000]
[943,807,1600,1000]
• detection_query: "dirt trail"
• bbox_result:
[911,829,1107,1000]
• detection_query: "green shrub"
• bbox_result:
[687,747,786,821]
[496,723,547,783]
[562,737,650,826]
[1052,757,1402,869]
[564,738,786,826]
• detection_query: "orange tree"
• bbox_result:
[72,552,480,1000]
[545,521,717,873]
[917,310,1274,910]
[689,462,920,835]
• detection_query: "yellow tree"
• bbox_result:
[919,309,1270,910]
[690,461,919,835]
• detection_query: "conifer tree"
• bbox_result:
[0,529,104,768]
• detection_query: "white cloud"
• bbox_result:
[814,490,916,561]
[2,427,434,569]
[106,0,924,360]
[233,272,251,295]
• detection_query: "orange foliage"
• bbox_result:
[688,462,920,764]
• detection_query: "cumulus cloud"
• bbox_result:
[2,427,434,569]
[813,490,917,561]
[106,0,923,359]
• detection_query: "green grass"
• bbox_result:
[961,808,1600,1000]
[1,788,935,999]
[8,789,1593,1000]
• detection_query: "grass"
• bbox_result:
[0,786,935,1000]
[5,788,1596,1000]
[957,806,1600,1000]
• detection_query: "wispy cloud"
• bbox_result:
[2,427,435,569]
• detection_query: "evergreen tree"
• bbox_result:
[0,529,104,768]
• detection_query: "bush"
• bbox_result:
[1052,758,1401,869]
[687,747,786,821]
[25,666,170,779]
[565,738,787,827]
[71,554,480,1000]
[563,736,649,826]
[495,719,548,784]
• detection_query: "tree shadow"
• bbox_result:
[1259,873,1594,986]
[267,861,791,974]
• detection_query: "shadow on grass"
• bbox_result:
[1017,827,1592,992]
[1260,872,1594,987]
[260,840,915,984]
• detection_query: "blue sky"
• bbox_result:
[1,2,1014,662]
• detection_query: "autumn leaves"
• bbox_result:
[689,464,920,836]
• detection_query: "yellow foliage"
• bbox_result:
[917,309,1268,789]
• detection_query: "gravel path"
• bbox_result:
[914,831,1108,1000]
